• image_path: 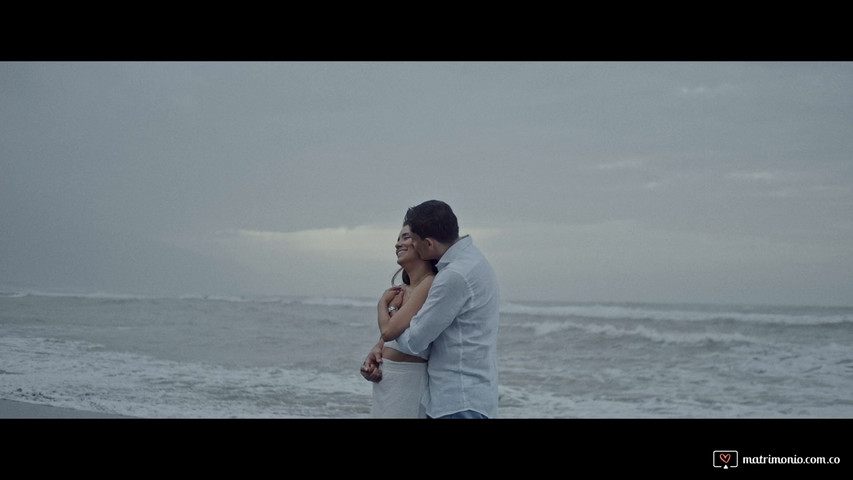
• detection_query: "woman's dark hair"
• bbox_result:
[392,267,408,286]
[392,260,438,286]
[403,200,459,244]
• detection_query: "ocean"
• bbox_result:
[2,289,852,418]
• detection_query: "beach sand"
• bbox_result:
[0,399,133,419]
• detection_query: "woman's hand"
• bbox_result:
[360,341,384,382]
[379,286,403,309]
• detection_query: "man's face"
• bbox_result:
[409,231,434,260]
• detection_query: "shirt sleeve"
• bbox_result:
[394,269,469,356]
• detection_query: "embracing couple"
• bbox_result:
[360,200,500,419]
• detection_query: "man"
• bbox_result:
[364,200,501,419]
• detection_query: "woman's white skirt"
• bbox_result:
[370,359,428,419]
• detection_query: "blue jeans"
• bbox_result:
[430,410,488,419]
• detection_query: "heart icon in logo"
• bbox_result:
[719,454,731,464]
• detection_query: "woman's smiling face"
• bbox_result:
[395,225,417,263]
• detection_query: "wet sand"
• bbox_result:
[0,399,133,418]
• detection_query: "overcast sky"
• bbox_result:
[2,62,851,306]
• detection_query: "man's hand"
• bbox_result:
[360,340,384,382]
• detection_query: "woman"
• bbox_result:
[361,224,436,418]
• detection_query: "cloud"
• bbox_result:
[471,219,853,304]
[597,158,646,170]
[728,171,780,182]
[216,226,400,261]
[679,83,738,96]
[187,225,505,263]
[161,225,505,298]
[3,62,852,306]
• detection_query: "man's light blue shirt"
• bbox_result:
[394,235,500,418]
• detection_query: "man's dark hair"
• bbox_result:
[403,200,459,244]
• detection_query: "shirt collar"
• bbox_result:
[436,235,471,270]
